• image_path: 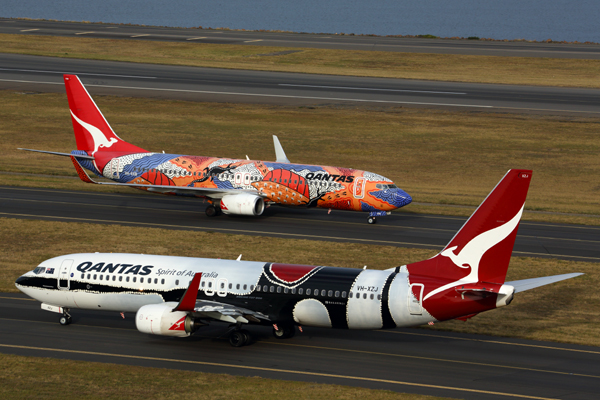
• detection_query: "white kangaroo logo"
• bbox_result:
[71,110,118,155]
[423,205,524,301]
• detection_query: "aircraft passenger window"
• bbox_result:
[294,180,297,184]
[306,289,311,296]
[81,274,84,279]
[155,278,158,284]
[370,294,374,300]
[298,288,303,295]
[119,276,123,282]
[201,281,205,287]
[321,290,327,296]
[140,277,144,283]
[113,276,116,281]
[175,280,179,285]
[277,286,282,293]
[229,283,233,289]
[328,290,333,297]
[270,286,275,293]
[99,275,103,280]
[363,293,367,299]
[236,284,240,290]
[342,291,347,298]
[377,294,381,300]
[161,279,165,284]
[133,277,137,283]
[220,282,225,289]
[284,179,287,183]
[126,277,130,282]
[256,285,261,292]
[335,291,339,297]
[208,282,212,288]
[245,284,249,290]
[284,287,289,294]
[349,292,353,298]
[93,274,97,280]
[263,285,268,292]
[291,288,296,294]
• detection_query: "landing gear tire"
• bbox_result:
[367,216,377,224]
[205,205,221,217]
[229,330,246,347]
[59,315,72,326]
[240,329,251,346]
[273,324,295,339]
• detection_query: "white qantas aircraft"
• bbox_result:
[19,75,412,224]
[16,170,582,346]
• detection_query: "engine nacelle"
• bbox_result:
[220,193,265,216]
[135,303,198,337]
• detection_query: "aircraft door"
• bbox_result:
[353,177,366,199]
[58,259,74,290]
[408,283,424,315]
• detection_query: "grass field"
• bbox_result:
[1,353,446,400]
[2,218,596,347]
[1,33,600,88]
[1,90,599,224]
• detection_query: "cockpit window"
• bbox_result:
[33,267,46,275]
[376,183,398,190]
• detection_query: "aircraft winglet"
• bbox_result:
[172,273,202,312]
[273,135,290,163]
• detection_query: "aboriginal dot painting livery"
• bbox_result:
[20,74,412,224]
[16,170,583,347]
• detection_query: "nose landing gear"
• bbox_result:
[59,309,72,325]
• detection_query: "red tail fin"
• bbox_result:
[64,75,147,155]
[408,169,532,299]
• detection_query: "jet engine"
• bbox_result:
[220,193,265,216]
[135,303,199,337]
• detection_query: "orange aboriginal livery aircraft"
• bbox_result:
[20,75,411,223]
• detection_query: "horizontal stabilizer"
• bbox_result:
[273,135,290,163]
[506,273,583,293]
[19,148,95,160]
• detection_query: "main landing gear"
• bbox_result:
[272,323,296,339]
[367,216,377,224]
[205,205,222,217]
[59,309,72,325]
[229,328,252,347]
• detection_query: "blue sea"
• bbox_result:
[2,0,599,43]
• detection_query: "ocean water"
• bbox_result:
[3,0,599,43]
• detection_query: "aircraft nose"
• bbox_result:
[393,188,412,208]
[15,275,29,286]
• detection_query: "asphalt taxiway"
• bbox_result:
[1,186,599,262]
[1,53,599,115]
[2,18,599,59]
[1,293,598,400]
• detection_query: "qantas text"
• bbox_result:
[76,261,153,276]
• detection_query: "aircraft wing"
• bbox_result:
[505,273,583,293]
[70,155,263,200]
[191,300,269,324]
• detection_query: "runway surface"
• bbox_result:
[1,54,599,115]
[1,293,598,399]
[1,185,598,262]
[2,18,600,60]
